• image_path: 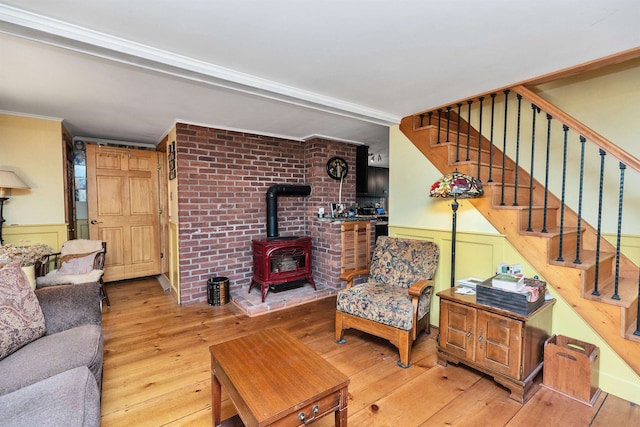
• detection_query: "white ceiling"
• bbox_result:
[1,1,639,167]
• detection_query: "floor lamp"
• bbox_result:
[0,170,30,245]
[430,170,484,287]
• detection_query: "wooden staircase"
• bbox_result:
[399,111,640,377]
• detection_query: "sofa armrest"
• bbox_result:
[35,283,102,335]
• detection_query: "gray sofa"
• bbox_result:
[0,282,103,426]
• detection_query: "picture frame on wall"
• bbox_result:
[168,141,176,180]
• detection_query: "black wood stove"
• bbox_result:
[249,184,315,302]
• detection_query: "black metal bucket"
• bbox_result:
[207,276,229,306]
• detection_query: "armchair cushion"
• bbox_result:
[337,282,433,330]
[369,236,439,288]
[36,269,103,287]
[58,251,100,275]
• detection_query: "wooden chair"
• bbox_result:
[35,239,109,307]
[335,236,439,368]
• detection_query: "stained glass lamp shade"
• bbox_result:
[430,171,484,287]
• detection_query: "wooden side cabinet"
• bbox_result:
[437,287,554,403]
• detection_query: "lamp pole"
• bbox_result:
[0,197,8,245]
[450,195,459,288]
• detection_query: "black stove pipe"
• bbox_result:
[266,184,311,238]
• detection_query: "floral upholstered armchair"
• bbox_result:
[336,236,439,368]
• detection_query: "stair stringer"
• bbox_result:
[400,115,640,377]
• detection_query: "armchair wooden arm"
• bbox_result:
[34,252,61,278]
[339,269,370,289]
[408,279,433,297]
[408,279,434,340]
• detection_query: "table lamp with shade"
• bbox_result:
[0,170,30,245]
[430,170,484,287]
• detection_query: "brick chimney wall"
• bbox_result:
[175,123,356,304]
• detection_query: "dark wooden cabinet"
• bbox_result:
[366,166,388,197]
[356,145,369,194]
[437,288,554,403]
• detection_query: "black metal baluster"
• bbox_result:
[446,106,452,142]
[541,113,552,233]
[592,148,607,296]
[419,114,425,128]
[573,136,586,265]
[500,90,510,206]
[466,100,473,161]
[437,109,442,144]
[488,94,496,183]
[477,96,484,180]
[556,125,569,262]
[512,94,522,206]
[612,162,626,300]
[428,112,433,126]
[526,104,539,232]
[455,103,462,162]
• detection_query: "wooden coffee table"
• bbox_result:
[210,328,349,427]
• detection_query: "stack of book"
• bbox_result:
[491,273,525,292]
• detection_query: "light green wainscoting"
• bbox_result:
[390,225,640,405]
[3,224,68,251]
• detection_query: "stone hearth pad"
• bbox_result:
[231,281,337,316]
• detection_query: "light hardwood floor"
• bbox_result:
[101,277,640,426]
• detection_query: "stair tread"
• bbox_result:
[624,322,640,342]
[431,139,483,150]
[531,225,580,237]
[548,249,616,269]
[582,275,638,308]
[526,228,579,238]
[505,204,560,211]
[484,182,532,189]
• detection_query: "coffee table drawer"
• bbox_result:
[275,392,341,425]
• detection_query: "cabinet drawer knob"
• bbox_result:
[298,405,319,424]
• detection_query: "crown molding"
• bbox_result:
[0,5,400,127]
[0,109,63,123]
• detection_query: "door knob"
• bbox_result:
[90,220,102,225]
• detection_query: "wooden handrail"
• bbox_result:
[512,85,640,174]
[414,46,640,119]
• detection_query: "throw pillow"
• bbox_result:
[58,251,98,275]
[0,261,46,360]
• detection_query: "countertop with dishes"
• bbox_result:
[315,215,387,224]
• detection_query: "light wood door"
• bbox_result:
[476,310,523,379]
[86,144,161,282]
[439,300,477,361]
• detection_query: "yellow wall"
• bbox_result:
[0,113,67,247]
[535,58,640,158]
[454,62,640,236]
[166,125,180,302]
[2,224,68,251]
[389,124,640,405]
